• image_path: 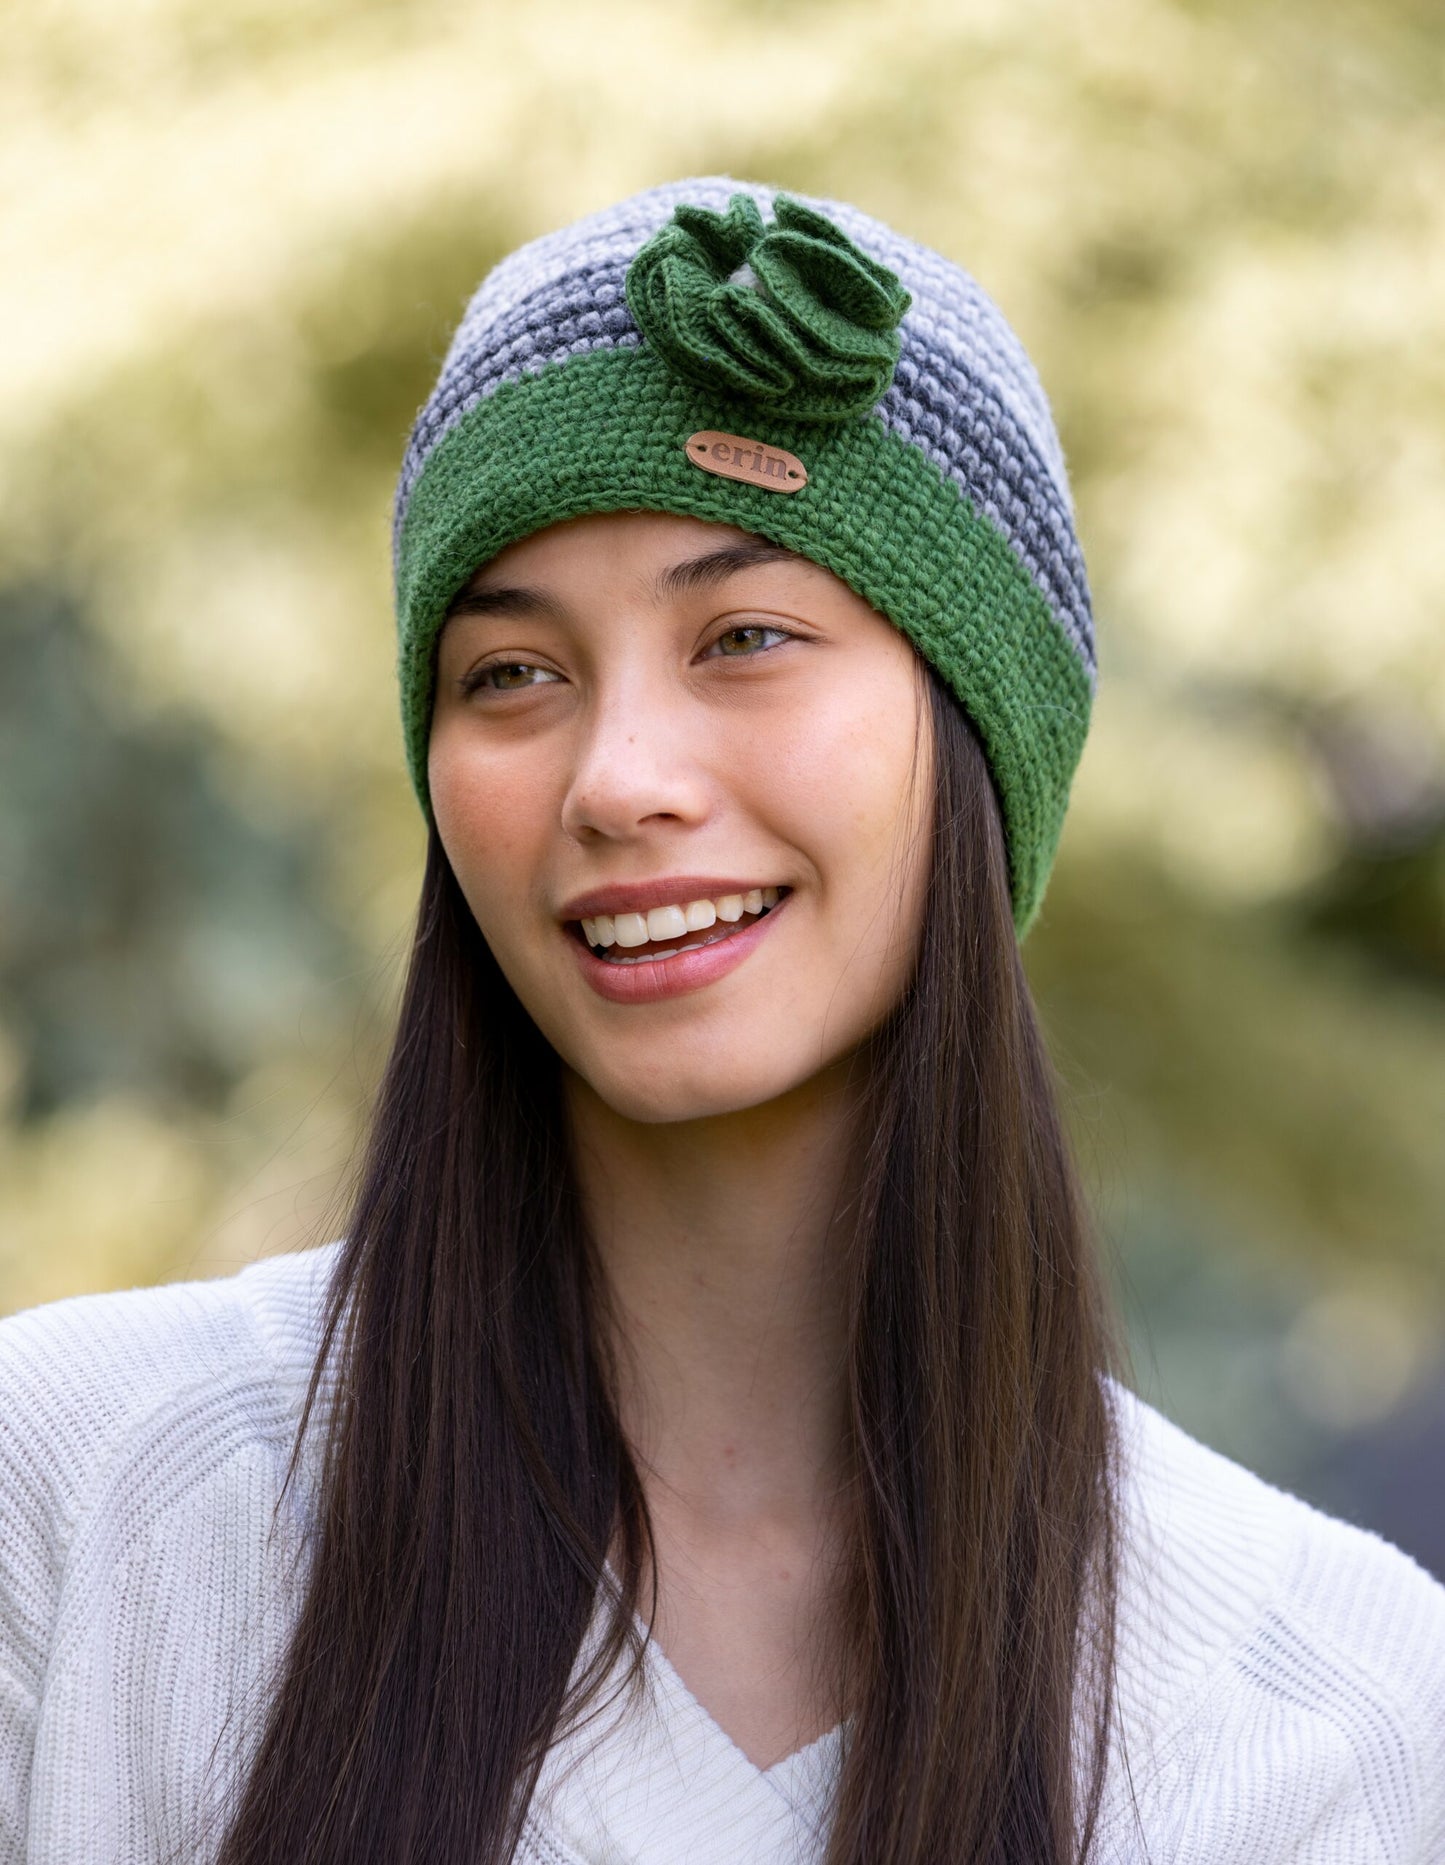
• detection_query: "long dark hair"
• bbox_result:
[216,670,1118,1864]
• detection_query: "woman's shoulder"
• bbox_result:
[1113,1381,1445,1648]
[0,1244,340,1580]
[1107,1384,1445,1855]
[0,1242,339,1447]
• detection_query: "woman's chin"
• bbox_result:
[563,1056,814,1129]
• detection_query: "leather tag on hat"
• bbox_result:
[686,431,808,494]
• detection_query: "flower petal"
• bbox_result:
[625,192,911,423]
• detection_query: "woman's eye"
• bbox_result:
[707,624,790,658]
[463,662,560,694]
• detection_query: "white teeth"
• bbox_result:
[647,904,688,942]
[576,888,784,951]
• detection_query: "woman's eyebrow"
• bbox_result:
[443,583,568,623]
[443,541,804,624]
[653,541,805,602]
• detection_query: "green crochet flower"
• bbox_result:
[625,193,912,423]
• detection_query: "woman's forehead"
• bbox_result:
[460,511,785,590]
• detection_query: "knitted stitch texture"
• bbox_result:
[392,178,1096,935]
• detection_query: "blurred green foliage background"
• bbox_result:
[3,0,1443,1564]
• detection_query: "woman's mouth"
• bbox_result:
[573,886,786,965]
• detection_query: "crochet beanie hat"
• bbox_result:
[392,178,1095,935]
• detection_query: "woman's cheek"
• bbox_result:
[430,747,551,933]
[793,690,923,886]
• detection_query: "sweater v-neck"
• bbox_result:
[527,1609,844,1865]
[647,1629,844,1801]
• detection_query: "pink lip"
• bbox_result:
[570,893,789,1005]
[558,876,781,920]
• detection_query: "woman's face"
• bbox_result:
[429,511,933,1125]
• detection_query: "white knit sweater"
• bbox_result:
[1,1244,1442,1863]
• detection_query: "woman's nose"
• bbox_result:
[559,685,712,845]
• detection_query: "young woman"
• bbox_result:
[1,179,1442,1865]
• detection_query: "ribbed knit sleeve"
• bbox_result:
[0,1311,71,1860]
[1103,1392,1445,1861]
[1276,1512,1445,1862]
[0,1252,334,1863]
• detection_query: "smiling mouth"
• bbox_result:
[572,887,788,964]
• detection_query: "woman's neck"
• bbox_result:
[565,1064,858,1525]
